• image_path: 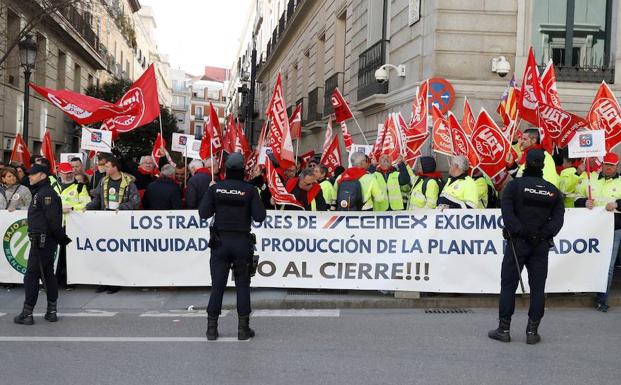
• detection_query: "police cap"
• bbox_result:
[526,149,545,169]
[225,152,245,170]
[27,163,50,176]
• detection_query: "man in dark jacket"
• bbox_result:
[186,158,219,209]
[142,164,183,210]
[489,149,564,345]
[285,168,328,211]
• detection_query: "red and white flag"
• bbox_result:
[101,64,161,134]
[519,47,545,126]
[396,112,426,166]
[340,121,353,151]
[322,120,333,153]
[199,102,224,159]
[299,150,316,169]
[223,114,237,153]
[266,73,295,167]
[447,112,480,169]
[379,115,402,163]
[234,123,252,159]
[320,134,342,176]
[588,81,621,151]
[331,88,353,123]
[41,130,57,173]
[151,133,166,167]
[431,104,453,156]
[264,156,304,209]
[9,133,31,168]
[462,97,476,136]
[540,59,561,108]
[289,104,303,140]
[409,81,428,136]
[538,103,590,148]
[471,109,512,179]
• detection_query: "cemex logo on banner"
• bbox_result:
[322,215,429,230]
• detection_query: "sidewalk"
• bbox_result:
[1,280,619,312]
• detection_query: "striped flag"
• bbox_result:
[497,74,519,126]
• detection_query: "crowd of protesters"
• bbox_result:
[1,125,620,309]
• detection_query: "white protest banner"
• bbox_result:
[185,137,203,159]
[60,152,84,163]
[61,209,612,293]
[0,211,34,283]
[348,144,373,167]
[568,130,606,158]
[171,133,194,153]
[80,128,112,152]
[258,146,272,164]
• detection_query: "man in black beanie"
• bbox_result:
[489,149,564,345]
[198,153,266,341]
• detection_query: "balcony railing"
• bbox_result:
[279,14,286,35]
[324,72,343,117]
[263,0,304,62]
[307,87,323,123]
[58,7,100,54]
[538,64,615,84]
[287,0,296,19]
[357,40,389,100]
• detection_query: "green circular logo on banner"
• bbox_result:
[3,219,30,275]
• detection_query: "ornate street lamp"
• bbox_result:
[18,34,37,146]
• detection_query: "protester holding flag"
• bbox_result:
[0,167,32,211]
[437,155,479,209]
[142,164,182,210]
[314,164,336,210]
[506,128,559,187]
[368,155,411,211]
[334,152,385,211]
[407,157,442,210]
[285,168,329,211]
[574,153,621,313]
[186,158,220,210]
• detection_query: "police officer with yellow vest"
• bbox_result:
[55,162,91,287]
[437,155,479,209]
[335,152,386,211]
[407,156,442,209]
[506,128,559,188]
[574,152,621,312]
[314,164,337,210]
[368,154,411,211]
[14,164,71,325]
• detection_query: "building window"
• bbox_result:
[35,33,48,86]
[6,10,20,86]
[74,63,82,92]
[195,106,203,119]
[532,0,614,82]
[57,51,67,89]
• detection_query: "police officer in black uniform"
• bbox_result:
[14,164,71,325]
[489,149,564,344]
[198,153,266,340]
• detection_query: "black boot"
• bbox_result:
[44,301,58,322]
[14,304,34,325]
[206,315,218,341]
[488,318,511,342]
[238,315,255,340]
[526,319,541,345]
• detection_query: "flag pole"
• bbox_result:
[350,114,369,145]
[183,143,188,189]
[210,139,214,182]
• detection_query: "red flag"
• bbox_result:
[331,88,353,123]
[101,64,160,134]
[257,121,268,150]
[371,119,388,162]
[540,59,561,108]
[588,82,621,151]
[234,123,252,159]
[538,103,590,148]
[396,112,426,167]
[223,114,237,153]
[244,149,259,179]
[497,75,519,126]
[409,81,428,136]
[380,115,402,162]
[41,130,57,173]
[519,47,545,126]
[199,102,224,159]
[471,110,512,179]
[151,133,166,167]
[462,97,476,136]
[340,121,353,151]
[264,156,304,209]
[431,104,452,156]
[322,120,334,153]
[9,133,31,168]
[266,74,295,167]
[447,112,480,169]
[289,104,302,140]
[299,150,316,169]
[320,135,342,176]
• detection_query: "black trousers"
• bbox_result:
[499,239,549,322]
[24,240,58,307]
[207,234,252,317]
[56,244,67,287]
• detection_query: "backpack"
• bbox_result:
[336,179,364,211]
[415,176,445,197]
[486,184,499,208]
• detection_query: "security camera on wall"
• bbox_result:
[374,63,406,84]
[491,56,511,77]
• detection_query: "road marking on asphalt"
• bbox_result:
[252,309,340,317]
[32,310,118,317]
[139,310,230,318]
[0,336,248,342]
[0,313,6,317]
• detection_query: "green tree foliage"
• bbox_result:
[85,78,177,160]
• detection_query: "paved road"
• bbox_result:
[0,306,619,385]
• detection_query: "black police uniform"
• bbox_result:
[489,150,564,344]
[15,167,71,325]
[198,153,266,340]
